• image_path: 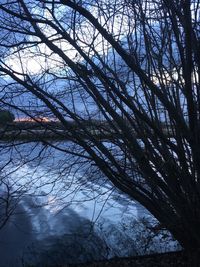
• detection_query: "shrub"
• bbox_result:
[0,110,15,125]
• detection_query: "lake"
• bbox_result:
[0,141,178,266]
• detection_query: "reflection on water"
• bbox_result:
[0,199,34,267]
[0,142,178,266]
[0,194,139,267]
[0,200,109,267]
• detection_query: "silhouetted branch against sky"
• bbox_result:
[0,0,200,250]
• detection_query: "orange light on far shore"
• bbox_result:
[15,117,54,122]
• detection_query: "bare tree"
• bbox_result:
[0,0,199,251]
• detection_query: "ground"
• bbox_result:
[66,250,200,267]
